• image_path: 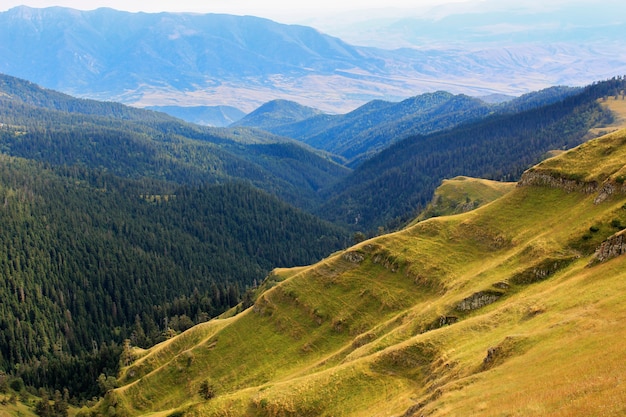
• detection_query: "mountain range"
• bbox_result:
[0,6,398,113]
[0,73,620,234]
[0,12,625,411]
[234,86,580,166]
[0,73,350,212]
[94,120,626,417]
[1,5,625,113]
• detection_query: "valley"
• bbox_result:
[0,3,625,415]
[0,74,624,415]
[96,128,626,417]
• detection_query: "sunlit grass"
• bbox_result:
[415,176,516,222]
[424,257,626,417]
[101,129,626,417]
[591,96,626,134]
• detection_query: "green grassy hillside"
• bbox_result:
[95,129,626,417]
[415,176,516,221]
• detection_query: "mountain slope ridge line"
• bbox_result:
[97,128,626,417]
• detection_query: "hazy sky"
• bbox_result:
[1,0,616,23]
[1,1,620,33]
[0,0,487,22]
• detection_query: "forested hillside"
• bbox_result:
[319,78,624,230]
[0,155,348,399]
[0,74,350,211]
[237,86,580,166]
[0,73,611,234]
[231,100,324,130]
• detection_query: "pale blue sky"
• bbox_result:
[2,0,618,25]
[1,0,621,39]
[0,0,579,23]
[0,0,469,17]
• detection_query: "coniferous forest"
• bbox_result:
[319,79,622,229]
[0,156,348,399]
[0,72,625,404]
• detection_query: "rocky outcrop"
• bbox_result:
[594,181,626,204]
[518,170,626,204]
[482,345,504,369]
[517,171,598,193]
[372,251,399,272]
[593,230,626,263]
[480,335,526,371]
[510,257,575,285]
[342,251,365,264]
[455,290,503,312]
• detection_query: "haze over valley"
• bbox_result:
[1,0,625,116]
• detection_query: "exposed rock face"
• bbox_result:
[437,316,458,327]
[517,171,598,194]
[482,346,503,369]
[518,170,626,204]
[594,182,626,204]
[510,257,575,285]
[459,200,480,213]
[594,182,616,204]
[456,291,502,312]
[372,252,399,272]
[342,251,365,263]
[480,335,526,371]
[593,230,626,263]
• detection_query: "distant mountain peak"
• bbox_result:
[233,99,325,129]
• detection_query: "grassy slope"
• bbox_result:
[415,176,516,221]
[0,392,80,417]
[101,129,626,417]
[0,395,38,417]
[592,96,626,134]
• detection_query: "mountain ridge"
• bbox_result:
[94,126,626,417]
[1,72,621,234]
[1,6,623,113]
[231,99,324,130]
[235,86,580,166]
[317,79,621,230]
[0,6,387,112]
[0,73,350,212]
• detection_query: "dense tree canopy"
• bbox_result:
[318,78,625,230]
[0,156,348,399]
